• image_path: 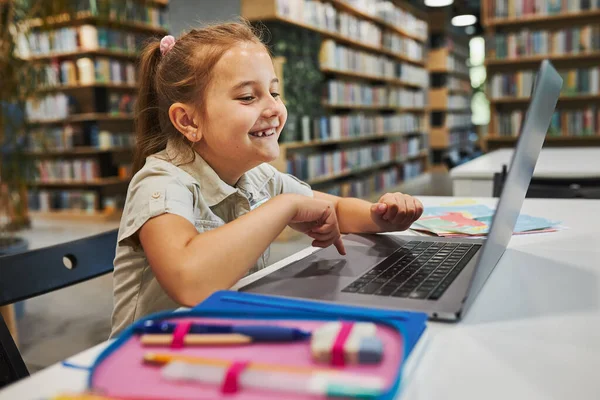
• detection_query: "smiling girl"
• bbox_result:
[110,21,423,336]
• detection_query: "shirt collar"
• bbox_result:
[165,139,255,207]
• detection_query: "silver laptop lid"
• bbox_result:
[461,60,563,315]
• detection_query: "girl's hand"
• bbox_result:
[288,196,346,255]
[369,192,424,232]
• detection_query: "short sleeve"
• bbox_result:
[117,160,196,245]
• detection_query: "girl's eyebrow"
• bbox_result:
[231,78,279,92]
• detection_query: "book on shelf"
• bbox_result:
[319,39,428,84]
[489,67,600,98]
[488,0,600,19]
[27,124,134,152]
[281,112,424,143]
[286,136,424,181]
[34,158,101,183]
[274,0,427,43]
[495,106,599,136]
[488,25,600,60]
[324,80,425,108]
[25,92,136,122]
[16,24,154,59]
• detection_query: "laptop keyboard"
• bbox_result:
[342,241,481,300]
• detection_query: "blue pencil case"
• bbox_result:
[85,290,428,399]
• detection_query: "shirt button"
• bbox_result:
[152,192,161,199]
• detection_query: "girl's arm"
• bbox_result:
[313,190,424,234]
[139,193,343,307]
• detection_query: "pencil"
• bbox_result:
[140,333,252,346]
[143,352,341,375]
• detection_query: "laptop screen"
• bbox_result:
[462,60,563,315]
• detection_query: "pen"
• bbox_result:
[134,320,311,342]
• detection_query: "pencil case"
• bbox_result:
[85,290,428,400]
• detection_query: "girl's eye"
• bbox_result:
[238,96,255,101]
[271,92,280,98]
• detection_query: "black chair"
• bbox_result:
[0,229,118,388]
[493,164,600,199]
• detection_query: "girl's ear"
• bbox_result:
[168,102,202,142]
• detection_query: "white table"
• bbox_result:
[2,197,600,400]
[450,148,600,197]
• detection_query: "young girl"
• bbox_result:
[111,21,424,336]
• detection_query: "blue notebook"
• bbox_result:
[195,290,428,368]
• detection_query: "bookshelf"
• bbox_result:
[18,0,169,220]
[242,0,431,201]
[482,0,600,151]
[427,10,476,170]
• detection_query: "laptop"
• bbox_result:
[240,60,563,321]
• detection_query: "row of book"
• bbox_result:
[320,40,429,86]
[28,125,134,152]
[287,136,424,182]
[17,25,148,58]
[28,190,99,213]
[324,80,426,108]
[282,112,424,143]
[445,95,471,110]
[490,67,600,98]
[448,76,472,93]
[446,113,473,129]
[449,129,477,148]
[73,0,168,28]
[34,159,101,183]
[490,26,600,60]
[343,0,428,40]
[496,107,599,136]
[27,58,136,89]
[382,32,424,61]
[277,0,380,47]
[446,54,470,76]
[275,0,427,44]
[25,92,135,121]
[321,166,402,198]
[488,0,600,19]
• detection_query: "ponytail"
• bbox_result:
[133,39,164,174]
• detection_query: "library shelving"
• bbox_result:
[482,0,600,151]
[427,10,476,170]
[242,0,431,200]
[18,0,169,220]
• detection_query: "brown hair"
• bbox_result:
[132,20,269,174]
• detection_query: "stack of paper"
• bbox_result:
[411,204,561,237]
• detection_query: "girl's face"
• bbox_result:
[196,41,287,179]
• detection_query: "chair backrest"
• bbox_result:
[0,228,118,388]
[493,164,600,199]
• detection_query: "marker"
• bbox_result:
[134,321,311,342]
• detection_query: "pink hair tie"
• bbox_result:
[160,35,176,56]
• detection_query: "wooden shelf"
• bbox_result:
[23,12,168,35]
[35,83,138,93]
[23,49,138,62]
[322,103,426,113]
[485,135,600,149]
[485,52,600,67]
[486,9,600,28]
[429,69,470,80]
[490,94,600,104]
[27,113,134,125]
[280,131,423,149]
[320,68,426,88]
[29,177,130,187]
[29,209,123,222]
[25,146,132,156]
[305,150,428,185]
[328,0,427,43]
[248,14,424,65]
